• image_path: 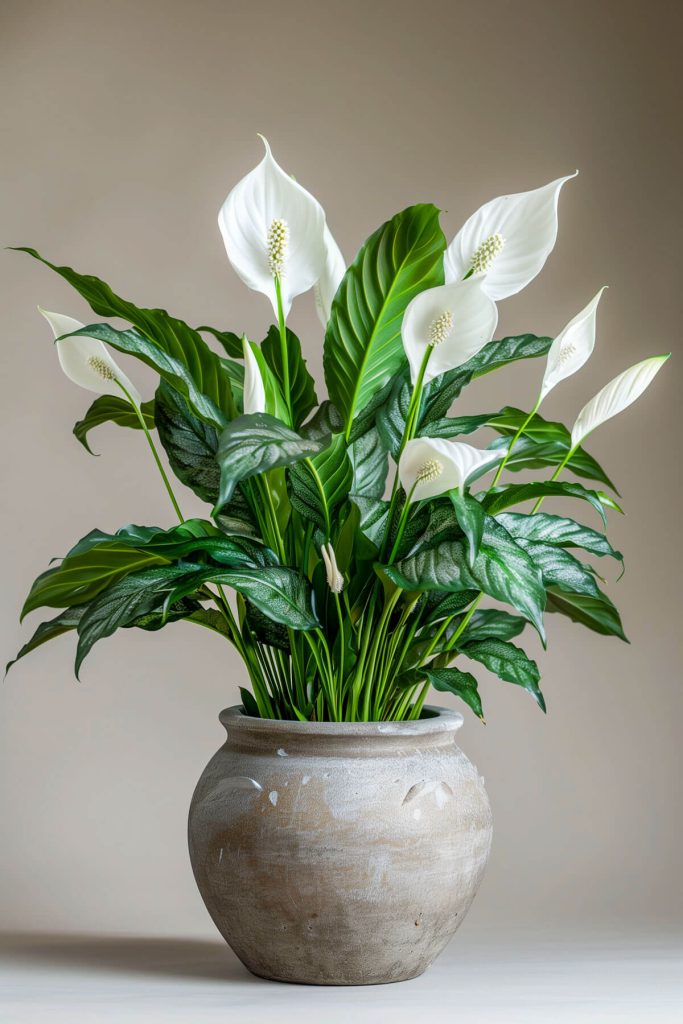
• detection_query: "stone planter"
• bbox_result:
[188,705,492,985]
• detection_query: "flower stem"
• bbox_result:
[490,397,541,488]
[274,275,293,426]
[531,446,576,513]
[116,380,184,523]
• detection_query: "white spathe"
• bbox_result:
[571,354,670,447]
[399,437,501,502]
[540,287,607,400]
[39,308,141,404]
[401,278,498,386]
[320,542,344,593]
[218,136,327,318]
[314,224,346,328]
[242,337,267,415]
[444,173,577,301]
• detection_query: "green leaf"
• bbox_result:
[545,587,628,641]
[422,334,553,423]
[289,433,352,535]
[67,322,231,431]
[495,512,623,563]
[487,407,618,492]
[348,427,389,498]
[481,481,618,526]
[6,606,85,673]
[262,325,317,429]
[515,540,602,598]
[65,520,273,569]
[449,490,485,567]
[165,565,319,632]
[244,601,290,650]
[422,413,493,440]
[196,325,243,358]
[384,519,546,640]
[423,668,484,720]
[75,564,203,674]
[154,382,220,503]
[323,204,446,435]
[459,638,545,711]
[461,608,526,642]
[350,495,391,549]
[74,396,155,454]
[376,374,412,458]
[21,544,170,619]
[422,590,480,625]
[15,248,236,427]
[215,413,328,509]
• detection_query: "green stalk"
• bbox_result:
[116,380,184,523]
[274,275,293,426]
[531,446,576,513]
[490,397,541,488]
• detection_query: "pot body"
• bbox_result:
[188,705,492,985]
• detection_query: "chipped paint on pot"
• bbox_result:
[188,705,492,986]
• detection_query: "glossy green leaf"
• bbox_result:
[494,512,623,562]
[6,606,85,673]
[15,248,236,427]
[196,325,243,358]
[289,434,352,535]
[75,564,203,674]
[422,590,480,625]
[423,668,484,720]
[481,481,618,525]
[520,540,601,598]
[67,322,231,431]
[215,413,327,509]
[323,204,446,436]
[21,544,170,619]
[154,382,220,503]
[384,518,546,639]
[422,334,553,422]
[449,490,485,567]
[348,426,389,498]
[165,565,319,632]
[244,601,290,651]
[350,495,390,549]
[422,412,493,440]
[459,638,545,711]
[545,587,628,641]
[461,608,526,642]
[262,325,317,429]
[74,396,155,454]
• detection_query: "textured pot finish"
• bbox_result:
[188,705,492,985]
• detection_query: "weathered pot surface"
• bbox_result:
[188,704,492,985]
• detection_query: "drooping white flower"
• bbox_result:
[401,278,498,386]
[242,337,267,415]
[218,135,327,318]
[320,542,344,593]
[444,173,578,300]
[399,437,501,502]
[314,224,346,328]
[39,308,141,404]
[570,354,670,448]
[540,287,607,400]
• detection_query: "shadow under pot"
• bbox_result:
[188,704,492,986]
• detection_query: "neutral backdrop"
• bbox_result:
[1,0,681,947]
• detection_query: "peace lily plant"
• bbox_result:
[9,139,669,724]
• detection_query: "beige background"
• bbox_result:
[1,0,681,941]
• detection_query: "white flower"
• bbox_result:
[314,224,346,328]
[217,135,327,318]
[401,278,498,386]
[39,308,141,403]
[399,437,501,502]
[540,287,607,400]
[242,337,266,415]
[571,354,670,448]
[320,542,344,594]
[444,173,578,300]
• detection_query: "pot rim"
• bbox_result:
[219,704,463,738]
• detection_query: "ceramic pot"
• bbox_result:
[188,705,492,986]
